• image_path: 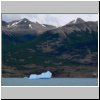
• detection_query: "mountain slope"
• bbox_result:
[2,18,98,77]
[2,18,56,43]
[2,18,56,35]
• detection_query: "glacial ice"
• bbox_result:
[28,71,52,79]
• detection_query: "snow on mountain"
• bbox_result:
[29,24,32,29]
[42,24,46,27]
[2,18,56,35]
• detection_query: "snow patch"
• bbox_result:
[29,24,32,29]
[11,22,18,26]
[7,25,10,28]
[42,24,46,27]
[10,20,22,27]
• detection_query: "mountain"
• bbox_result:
[2,18,56,35]
[68,18,85,25]
[2,21,8,26]
[2,18,98,78]
[43,19,97,40]
[25,19,98,65]
[2,18,56,42]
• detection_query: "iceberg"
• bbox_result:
[29,74,38,79]
[29,71,52,79]
[24,77,28,78]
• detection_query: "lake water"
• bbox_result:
[1,78,98,86]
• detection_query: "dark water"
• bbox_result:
[1,78,98,86]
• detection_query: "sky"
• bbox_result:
[2,14,98,27]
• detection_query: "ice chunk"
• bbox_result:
[38,71,52,79]
[24,77,28,78]
[28,71,52,79]
[29,74,38,79]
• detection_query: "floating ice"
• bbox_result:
[24,77,28,78]
[28,71,52,79]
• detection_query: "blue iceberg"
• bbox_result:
[29,71,52,79]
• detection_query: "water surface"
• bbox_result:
[2,78,98,86]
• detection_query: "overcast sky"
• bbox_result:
[2,14,98,27]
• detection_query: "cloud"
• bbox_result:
[2,14,98,27]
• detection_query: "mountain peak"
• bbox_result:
[20,18,31,23]
[76,18,85,24]
[2,20,8,26]
[68,18,85,25]
[8,18,31,27]
[22,18,30,22]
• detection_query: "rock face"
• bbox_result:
[29,71,52,79]
[2,21,8,26]
[68,18,85,25]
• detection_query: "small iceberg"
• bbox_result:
[24,77,28,79]
[28,71,52,79]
